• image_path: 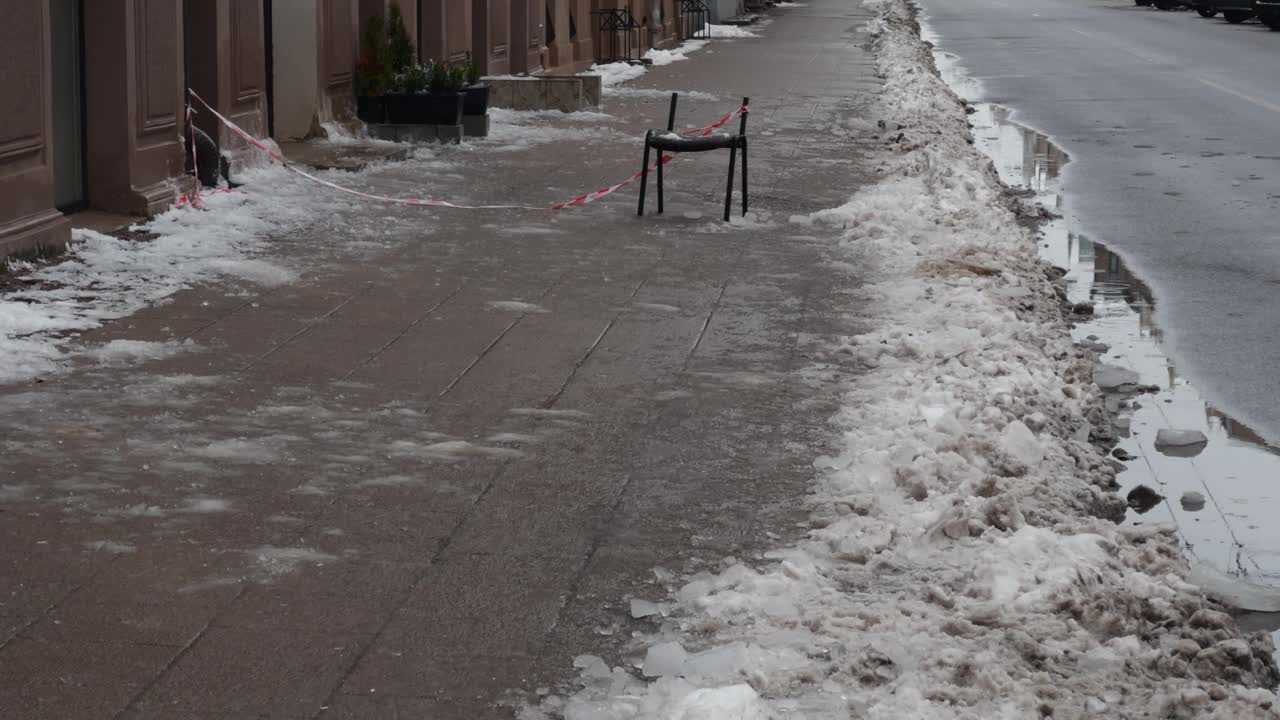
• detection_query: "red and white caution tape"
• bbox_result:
[186,89,747,212]
[178,104,249,208]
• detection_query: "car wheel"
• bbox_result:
[1261,10,1280,27]
[1197,6,1219,16]
[1223,9,1252,21]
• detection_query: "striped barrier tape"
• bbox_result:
[186,89,747,212]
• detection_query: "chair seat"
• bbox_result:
[647,130,741,152]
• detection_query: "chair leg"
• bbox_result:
[740,140,748,217]
[724,145,737,222]
[657,153,665,214]
[638,137,651,217]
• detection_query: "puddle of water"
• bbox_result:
[970,104,1280,639]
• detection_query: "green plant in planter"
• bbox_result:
[393,63,431,94]
[464,55,482,87]
[448,65,468,93]
[387,2,416,76]
[426,62,450,94]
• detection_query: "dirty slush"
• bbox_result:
[526,0,1280,717]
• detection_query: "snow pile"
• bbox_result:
[709,24,760,38]
[0,165,353,384]
[590,62,649,89]
[82,339,195,365]
[645,39,710,66]
[524,0,1280,717]
[486,109,619,147]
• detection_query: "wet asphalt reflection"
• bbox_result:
[971,103,1280,640]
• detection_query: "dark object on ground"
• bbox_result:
[1257,0,1280,26]
[1179,0,1221,16]
[639,92,749,222]
[1216,0,1256,21]
[1127,484,1165,514]
[183,123,235,189]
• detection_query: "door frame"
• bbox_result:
[52,0,89,213]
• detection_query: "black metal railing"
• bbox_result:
[592,7,643,63]
[678,0,711,40]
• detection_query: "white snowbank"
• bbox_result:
[708,24,760,38]
[645,40,709,66]
[0,165,353,384]
[485,109,620,147]
[525,0,1280,717]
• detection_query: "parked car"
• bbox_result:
[1177,0,1219,16]
[1258,0,1280,27]
[1214,0,1256,22]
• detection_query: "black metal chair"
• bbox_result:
[638,93,749,222]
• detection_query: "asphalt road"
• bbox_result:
[919,0,1280,443]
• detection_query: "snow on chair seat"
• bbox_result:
[638,93,749,222]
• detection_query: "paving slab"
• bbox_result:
[0,0,882,716]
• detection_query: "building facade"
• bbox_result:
[0,0,692,259]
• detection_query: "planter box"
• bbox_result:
[463,85,490,116]
[385,92,465,126]
[356,95,386,124]
[462,114,490,138]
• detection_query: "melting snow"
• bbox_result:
[526,0,1280,717]
[83,339,194,365]
[251,546,338,577]
[487,300,549,313]
[84,540,136,554]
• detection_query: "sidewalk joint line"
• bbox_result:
[540,277,650,409]
[685,279,730,369]
[112,584,249,718]
[339,278,473,383]
[238,283,375,373]
[435,271,568,401]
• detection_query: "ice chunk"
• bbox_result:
[673,684,767,720]
[642,641,688,678]
[682,642,748,679]
[1155,429,1208,457]
[630,598,663,619]
[1187,561,1280,611]
[1093,364,1140,391]
[1000,420,1043,466]
[573,655,613,680]
[1181,491,1207,511]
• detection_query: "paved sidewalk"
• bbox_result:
[0,2,883,718]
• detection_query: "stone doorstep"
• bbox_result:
[367,123,465,145]
[278,141,414,172]
[484,75,603,112]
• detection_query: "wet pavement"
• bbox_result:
[919,0,1280,452]
[0,2,884,718]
